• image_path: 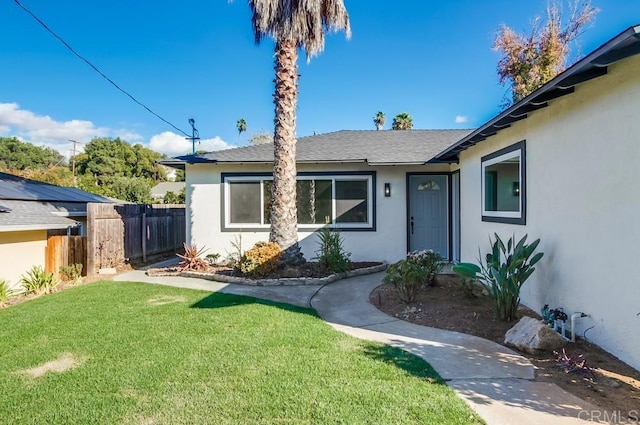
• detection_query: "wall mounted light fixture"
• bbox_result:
[384,183,391,197]
[513,181,520,196]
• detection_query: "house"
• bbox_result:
[163,25,640,370]
[0,172,112,291]
[150,181,186,201]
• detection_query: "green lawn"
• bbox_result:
[0,281,482,424]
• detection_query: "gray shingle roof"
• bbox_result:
[0,172,114,231]
[165,130,472,167]
[0,172,112,203]
[151,182,186,198]
[0,200,79,232]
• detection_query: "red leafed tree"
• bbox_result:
[493,0,598,104]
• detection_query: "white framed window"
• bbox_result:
[481,140,526,225]
[223,173,375,230]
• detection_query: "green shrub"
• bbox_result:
[236,242,282,278]
[59,263,83,284]
[452,233,544,321]
[383,259,429,303]
[314,226,351,274]
[0,279,11,303]
[20,266,58,295]
[407,250,445,286]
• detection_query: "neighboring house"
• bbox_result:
[163,25,640,370]
[0,172,112,291]
[150,182,186,201]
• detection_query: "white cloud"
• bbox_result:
[148,131,231,157]
[0,102,229,158]
[0,102,110,154]
[455,115,469,124]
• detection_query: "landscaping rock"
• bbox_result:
[504,316,567,354]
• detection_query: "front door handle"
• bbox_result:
[410,216,414,234]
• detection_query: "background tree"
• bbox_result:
[236,118,247,143]
[74,137,166,202]
[248,132,274,146]
[373,111,385,130]
[0,137,65,170]
[174,169,186,182]
[391,113,413,130]
[493,0,598,104]
[238,0,351,265]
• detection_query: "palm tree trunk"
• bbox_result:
[270,39,304,265]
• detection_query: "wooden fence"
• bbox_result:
[45,236,87,279]
[86,203,186,275]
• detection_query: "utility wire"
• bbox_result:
[14,0,190,137]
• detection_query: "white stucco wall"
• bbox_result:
[186,162,452,265]
[457,54,640,370]
[0,230,47,292]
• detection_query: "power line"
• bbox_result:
[13,0,190,137]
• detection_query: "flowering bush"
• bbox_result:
[383,249,445,302]
[236,241,282,278]
[383,259,429,303]
[407,250,445,286]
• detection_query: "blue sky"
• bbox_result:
[0,1,638,157]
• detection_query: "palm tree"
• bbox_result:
[392,112,413,130]
[373,111,385,131]
[239,0,351,265]
[236,118,247,143]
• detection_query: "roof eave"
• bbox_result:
[0,222,79,232]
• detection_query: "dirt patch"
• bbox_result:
[16,352,88,378]
[147,295,187,306]
[370,274,640,415]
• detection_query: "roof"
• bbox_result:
[161,129,472,169]
[162,24,640,168]
[435,24,640,162]
[151,182,186,198]
[0,172,113,232]
[0,172,112,203]
[0,200,79,232]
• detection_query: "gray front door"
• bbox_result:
[409,175,448,258]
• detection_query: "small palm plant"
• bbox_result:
[392,112,413,130]
[373,111,386,130]
[236,118,247,143]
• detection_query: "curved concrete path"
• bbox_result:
[116,269,601,425]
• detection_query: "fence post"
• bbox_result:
[86,203,96,275]
[142,212,147,263]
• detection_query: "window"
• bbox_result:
[223,173,375,230]
[481,140,526,224]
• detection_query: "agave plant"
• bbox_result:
[176,243,209,272]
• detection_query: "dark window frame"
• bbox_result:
[481,140,527,225]
[221,171,376,232]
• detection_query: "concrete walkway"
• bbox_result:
[115,269,600,425]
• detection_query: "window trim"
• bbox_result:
[221,171,376,232]
[481,140,527,225]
